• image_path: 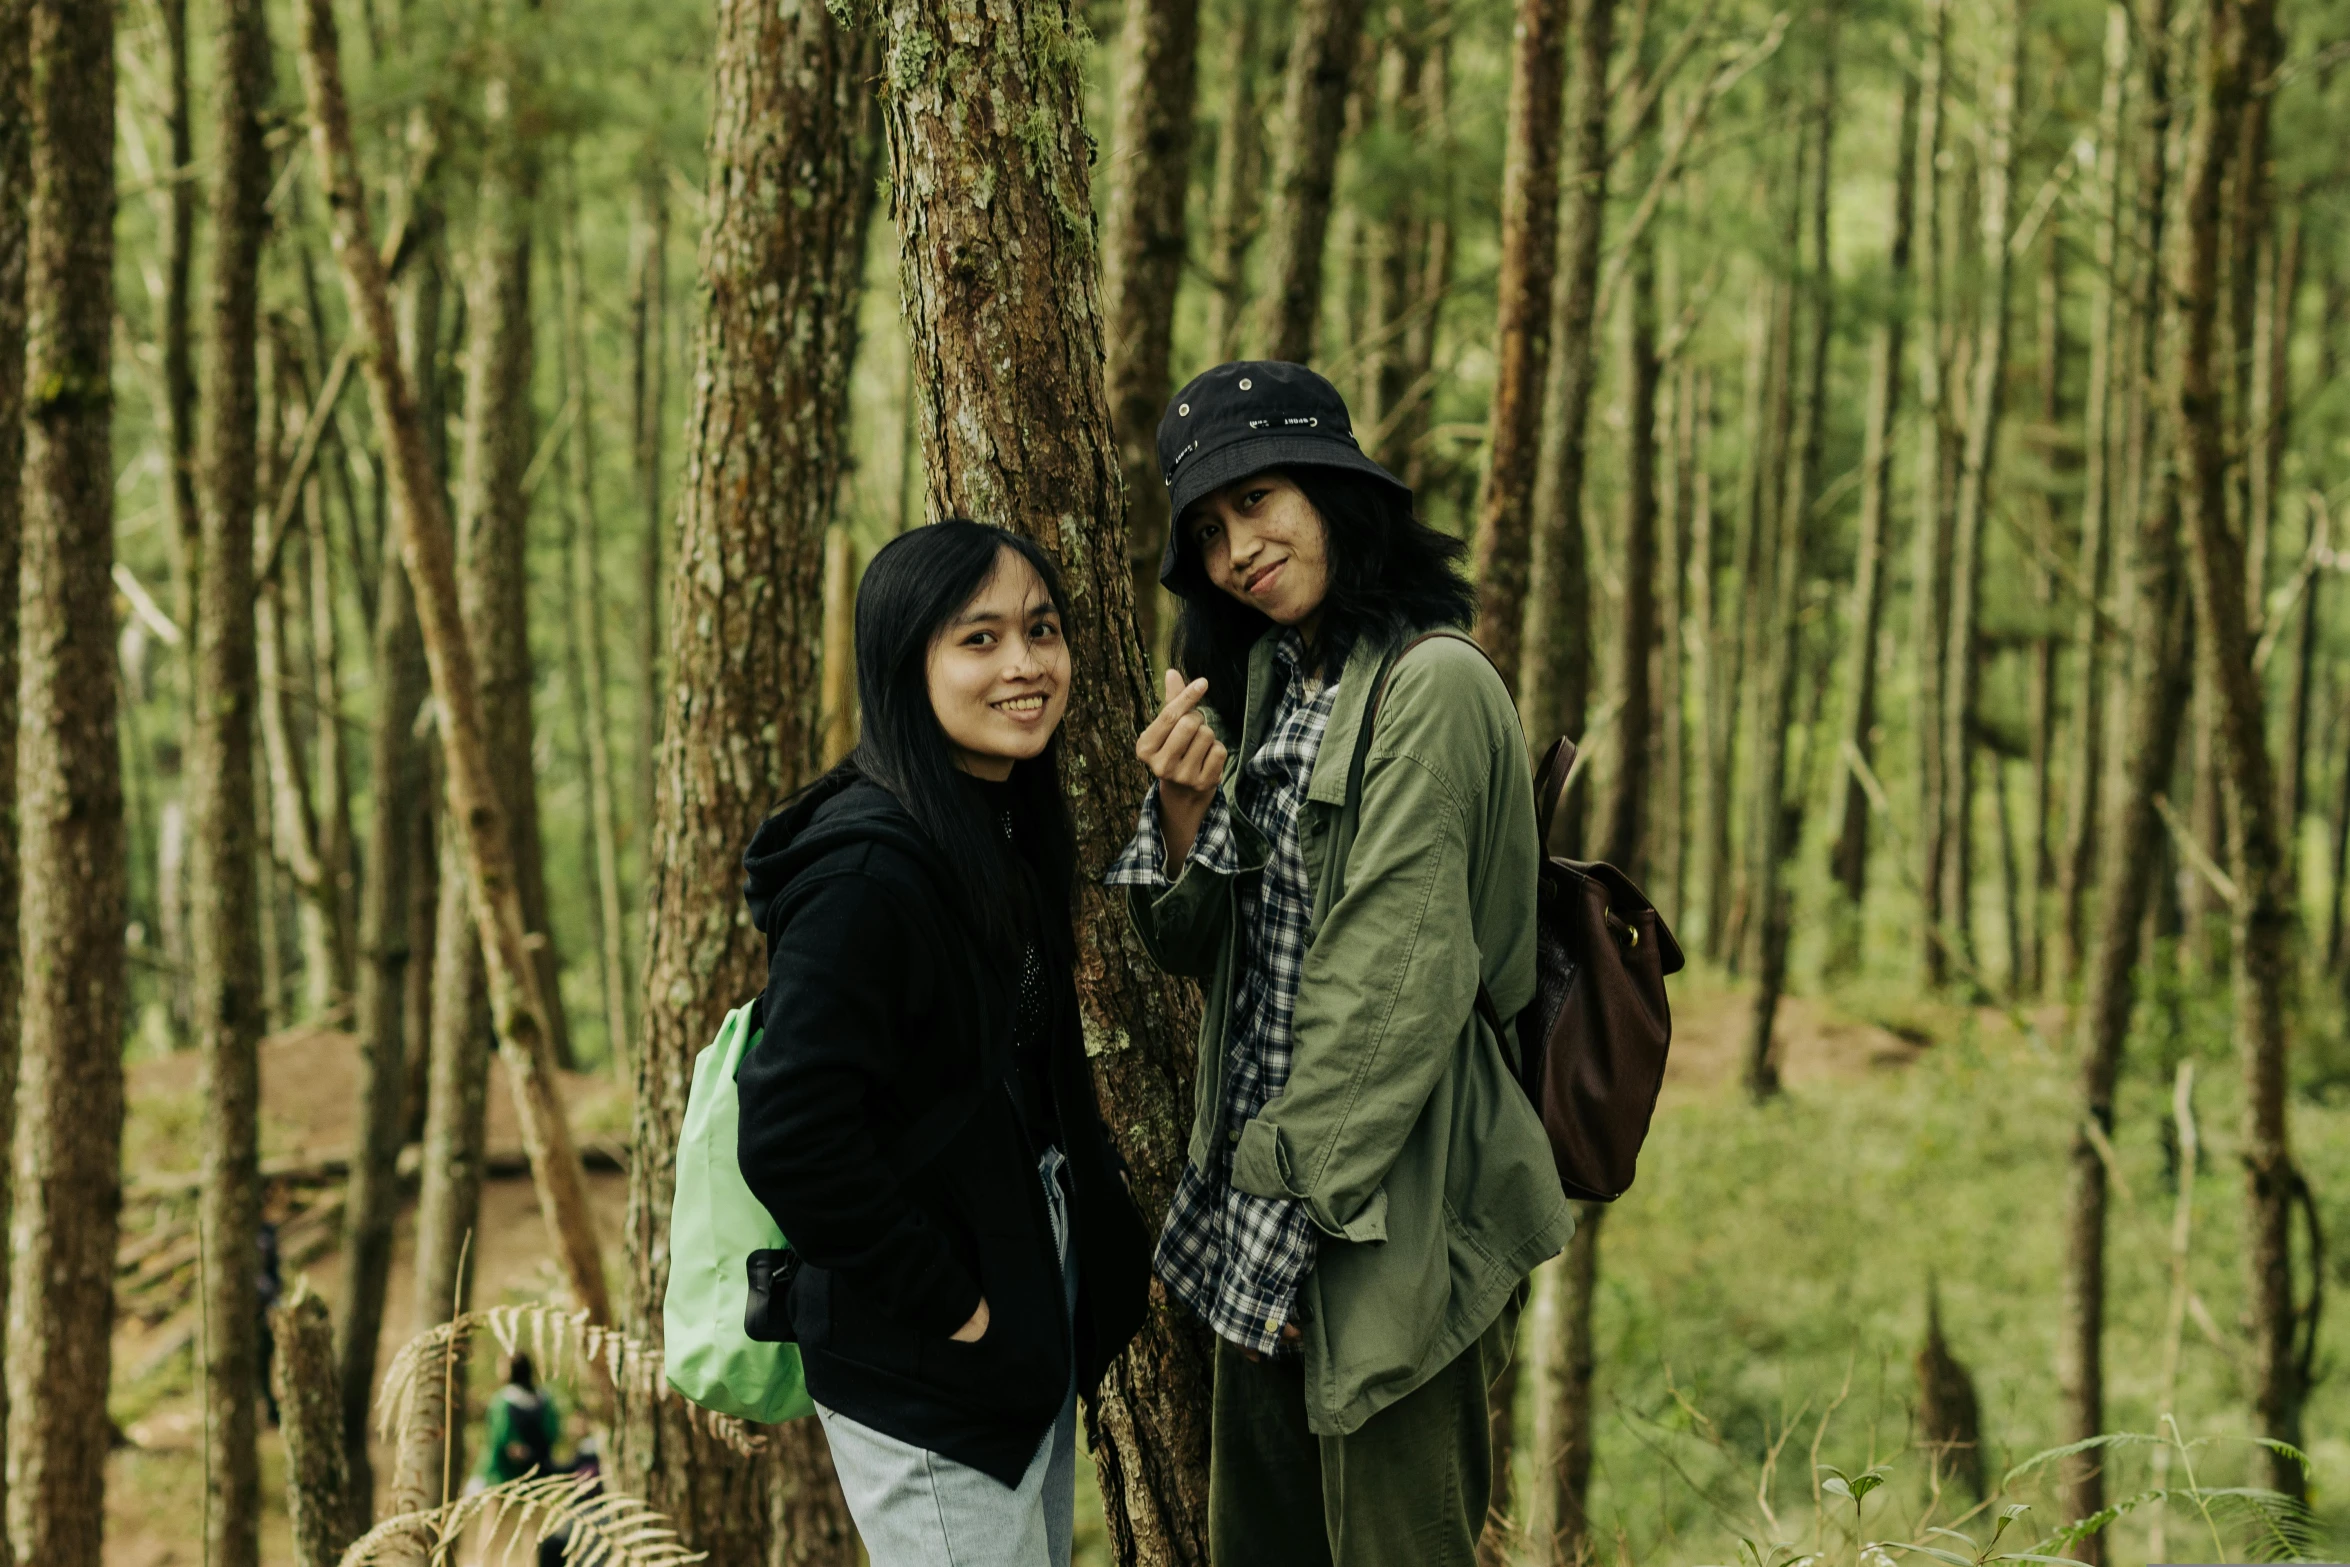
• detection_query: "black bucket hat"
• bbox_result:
[1154,360,1410,596]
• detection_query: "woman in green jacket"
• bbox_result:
[1107,361,1575,1567]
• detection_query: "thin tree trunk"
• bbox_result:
[2023,222,2064,998]
[873,0,1217,1556]
[1392,14,1452,498]
[629,166,667,844]
[1711,284,1777,963]
[1522,0,1616,837]
[2059,10,2178,1538]
[1537,1207,1603,1566]
[298,0,612,1329]
[1940,0,2022,988]
[10,6,122,1563]
[159,0,199,621]
[1103,0,1200,658]
[0,4,31,1559]
[272,1284,355,1567]
[456,2,575,1074]
[1471,0,1569,698]
[1657,354,1694,921]
[1256,0,1371,362]
[1911,0,1952,984]
[1828,65,1919,951]
[820,526,858,767]
[618,0,877,1559]
[1596,90,1661,877]
[1744,31,1834,1101]
[1202,2,1264,365]
[191,3,274,1560]
[558,185,632,1077]
[2170,0,2303,1496]
[2057,1,2132,988]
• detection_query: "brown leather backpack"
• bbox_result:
[1358,636,1685,1204]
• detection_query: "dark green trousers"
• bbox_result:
[1207,1309,1513,1567]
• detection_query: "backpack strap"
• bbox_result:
[1342,630,1517,1045]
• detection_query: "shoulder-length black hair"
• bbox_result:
[818,519,1078,960]
[1171,467,1476,708]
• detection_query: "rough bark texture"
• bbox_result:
[2056,1,2132,988]
[9,7,121,1565]
[1536,1209,1603,1566]
[2170,0,2303,1496]
[615,0,876,1558]
[1470,0,1568,697]
[159,0,199,617]
[1257,0,1371,362]
[1827,65,1918,936]
[630,168,668,842]
[1909,0,1951,984]
[1939,0,2021,984]
[1596,122,1661,877]
[272,1284,356,1567]
[1521,0,1615,801]
[1103,0,1200,657]
[872,0,1217,1556]
[299,0,611,1333]
[190,2,274,1560]
[0,5,28,1560]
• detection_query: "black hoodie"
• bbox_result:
[736,770,1151,1484]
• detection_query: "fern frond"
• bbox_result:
[338,1471,709,1567]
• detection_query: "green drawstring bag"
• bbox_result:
[662,998,815,1424]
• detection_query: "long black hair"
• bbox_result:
[833,520,1078,962]
[1171,467,1476,708]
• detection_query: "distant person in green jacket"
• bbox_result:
[1108,361,1575,1567]
[474,1353,559,1488]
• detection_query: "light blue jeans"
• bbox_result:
[815,1147,1080,1567]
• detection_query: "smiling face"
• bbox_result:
[1184,471,1333,638]
[925,547,1071,781]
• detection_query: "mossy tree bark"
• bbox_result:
[616,0,877,1559]
[10,5,123,1564]
[870,0,1216,1555]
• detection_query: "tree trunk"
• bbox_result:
[629,166,667,845]
[1535,1208,1603,1566]
[1656,354,1694,921]
[1256,0,1371,362]
[1470,0,1568,698]
[1939,0,2021,988]
[1202,2,1264,365]
[1828,64,1919,948]
[1910,0,1951,985]
[2169,0,2303,1497]
[1521,0,1615,823]
[1103,0,1200,658]
[190,2,274,1560]
[337,544,427,1517]
[10,6,122,1564]
[872,0,1218,1557]
[558,185,633,1077]
[1744,36,1834,1101]
[2023,222,2064,998]
[159,0,199,621]
[0,5,29,1558]
[305,471,360,1009]
[298,0,612,1330]
[1393,20,1453,497]
[820,527,858,767]
[617,0,877,1558]
[272,1284,355,1567]
[2056,1,2132,988]
[456,3,575,1074]
[1595,93,1661,877]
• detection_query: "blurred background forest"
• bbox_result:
[3,0,2346,1561]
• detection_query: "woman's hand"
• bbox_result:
[1136,668,1228,870]
[950,1297,990,1343]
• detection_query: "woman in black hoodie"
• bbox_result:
[736,521,1150,1567]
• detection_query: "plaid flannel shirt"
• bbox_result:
[1105,633,1338,1357]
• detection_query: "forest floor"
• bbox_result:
[102,967,2350,1565]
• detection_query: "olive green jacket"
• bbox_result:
[1126,628,1574,1435]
